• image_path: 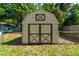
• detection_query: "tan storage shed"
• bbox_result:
[22,9,59,44]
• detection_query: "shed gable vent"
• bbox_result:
[35,14,45,21]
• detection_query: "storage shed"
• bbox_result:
[22,9,59,44]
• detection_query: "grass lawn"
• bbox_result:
[0,33,79,56]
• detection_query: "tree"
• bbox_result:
[42,3,72,29]
[55,3,72,12]
[42,3,66,25]
[0,3,36,27]
[63,4,79,26]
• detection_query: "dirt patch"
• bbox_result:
[59,34,78,44]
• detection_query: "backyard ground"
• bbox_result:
[0,33,79,56]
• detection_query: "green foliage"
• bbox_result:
[55,3,72,12]
[3,19,17,26]
[52,8,66,24]
[42,3,67,25]
[0,8,5,15]
[0,3,36,27]
[1,3,78,28]
[42,3,55,12]
[42,3,73,30]
[64,4,79,26]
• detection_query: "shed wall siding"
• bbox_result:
[53,24,59,43]
[22,24,28,43]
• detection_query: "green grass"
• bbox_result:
[0,33,79,56]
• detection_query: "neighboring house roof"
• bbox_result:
[0,24,15,32]
[0,24,15,28]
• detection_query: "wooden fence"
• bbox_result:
[60,25,79,39]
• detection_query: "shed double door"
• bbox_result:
[28,24,52,44]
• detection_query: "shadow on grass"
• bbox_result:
[3,37,23,45]
[2,36,59,46]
